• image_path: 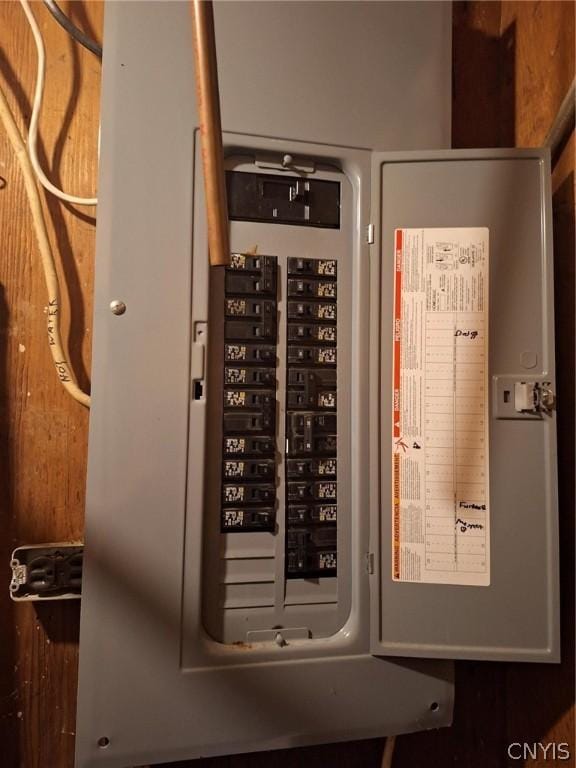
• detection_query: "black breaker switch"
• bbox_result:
[287,369,336,410]
[286,256,338,579]
[226,171,340,229]
[220,255,279,532]
[286,528,337,578]
[217,251,338,578]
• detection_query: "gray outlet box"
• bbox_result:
[76,3,559,767]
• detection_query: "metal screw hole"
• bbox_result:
[97,736,110,748]
[430,702,439,712]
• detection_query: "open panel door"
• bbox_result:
[370,149,560,662]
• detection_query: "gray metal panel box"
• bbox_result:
[75,3,558,768]
[212,0,452,149]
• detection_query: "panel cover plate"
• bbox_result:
[75,3,454,767]
[369,149,559,662]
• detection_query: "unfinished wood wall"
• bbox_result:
[0,2,100,766]
[0,2,573,767]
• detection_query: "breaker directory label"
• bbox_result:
[392,228,490,586]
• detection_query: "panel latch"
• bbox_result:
[493,376,555,419]
[514,381,555,414]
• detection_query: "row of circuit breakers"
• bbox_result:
[220,253,338,578]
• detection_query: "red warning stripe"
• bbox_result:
[392,230,403,580]
[393,453,401,580]
[393,229,402,439]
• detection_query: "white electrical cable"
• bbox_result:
[19,0,97,206]
[0,83,91,407]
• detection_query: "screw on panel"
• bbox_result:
[110,300,126,316]
[282,154,293,168]
[97,736,110,748]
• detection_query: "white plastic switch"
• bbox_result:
[514,381,536,412]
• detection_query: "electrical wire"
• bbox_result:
[544,78,575,164]
[0,83,91,408]
[381,736,396,768]
[19,0,98,207]
[42,0,102,59]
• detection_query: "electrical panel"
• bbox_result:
[75,3,559,768]
[202,157,351,644]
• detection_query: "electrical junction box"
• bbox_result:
[76,3,559,767]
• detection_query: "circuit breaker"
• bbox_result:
[75,3,559,767]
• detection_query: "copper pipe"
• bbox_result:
[191,0,230,267]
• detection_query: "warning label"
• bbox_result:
[392,228,490,586]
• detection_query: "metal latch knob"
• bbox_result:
[514,381,555,414]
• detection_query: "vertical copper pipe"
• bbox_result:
[191,0,230,267]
